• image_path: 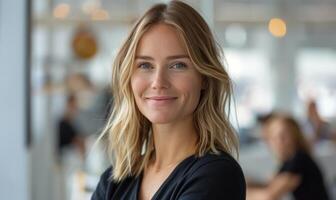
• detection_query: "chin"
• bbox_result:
[148,118,174,124]
[146,114,177,124]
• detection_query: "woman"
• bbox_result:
[92,1,245,200]
[247,114,330,200]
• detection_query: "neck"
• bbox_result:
[150,116,198,171]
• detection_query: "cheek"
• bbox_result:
[269,139,277,150]
[177,75,202,98]
[284,139,294,149]
[176,85,198,105]
[269,137,282,150]
[131,74,147,98]
[131,77,146,115]
[188,87,202,107]
[187,82,202,106]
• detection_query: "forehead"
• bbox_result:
[268,120,285,133]
[136,23,188,56]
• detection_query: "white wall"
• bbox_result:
[0,0,29,199]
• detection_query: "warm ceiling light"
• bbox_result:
[268,18,287,38]
[53,3,70,19]
[91,9,109,21]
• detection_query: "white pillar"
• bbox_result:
[269,33,298,112]
[0,0,30,199]
[268,0,299,112]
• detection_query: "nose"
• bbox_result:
[151,68,170,89]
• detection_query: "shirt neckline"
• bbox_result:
[136,154,196,200]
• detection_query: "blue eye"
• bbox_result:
[138,62,152,69]
[170,62,187,69]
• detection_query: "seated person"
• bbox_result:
[247,114,330,200]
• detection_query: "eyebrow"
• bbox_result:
[135,55,190,60]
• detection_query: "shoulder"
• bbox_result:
[184,151,242,177]
[193,151,241,168]
[192,151,245,183]
[178,152,246,200]
[91,167,113,200]
[279,151,313,174]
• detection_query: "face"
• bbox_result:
[131,24,203,124]
[267,119,295,161]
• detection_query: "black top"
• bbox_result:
[91,152,246,200]
[278,150,330,200]
[58,118,78,150]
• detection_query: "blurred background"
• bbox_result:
[1,0,336,199]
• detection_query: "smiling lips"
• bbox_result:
[145,96,177,106]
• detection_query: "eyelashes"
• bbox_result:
[170,62,187,69]
[136,62,188,70]
[138,62,152,69]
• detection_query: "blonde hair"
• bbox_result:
[100,0,239,181]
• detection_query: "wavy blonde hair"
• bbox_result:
[100,0,239,181]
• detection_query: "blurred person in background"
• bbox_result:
[247,114,330,200]
[305,99,336,144]
[57,94,86,162]
[257,112,276,142]
[91,1,246,200]
[57,94,87,200]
